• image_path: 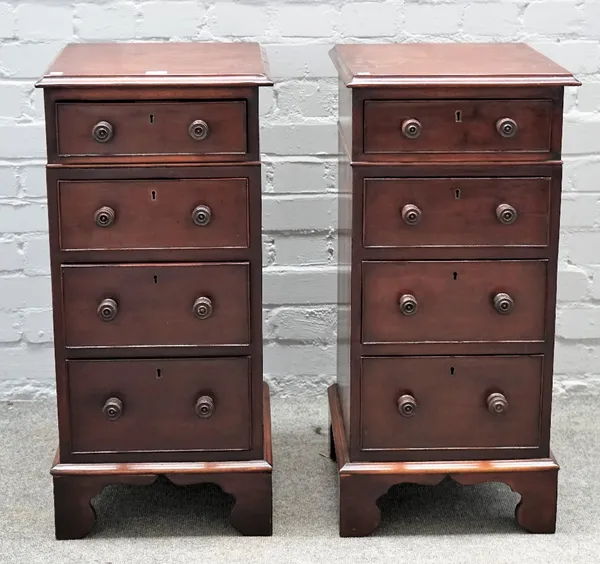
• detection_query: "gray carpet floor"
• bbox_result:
[0,396,599,564]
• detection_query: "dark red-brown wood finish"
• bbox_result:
[329,43,579,536]
[37,42,272,538]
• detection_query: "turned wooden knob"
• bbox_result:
[496,117,518,139]
[193,296,213,320]
[94,206,115,228]
[92,120,114,143]
[189,119,210,141]
[401,204,422,226]
[399,294,418,316]
[97,298,118,322]
[397,394,417,417]
[191,204,212,226]
[401,118,422,139]
[195,395,214,418]
[496,203,518,225]
[493,292,514,315]
[103,397,123,421]
[487,392,508,414]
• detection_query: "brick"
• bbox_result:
[560,194,598,227]
[0,124,46,158]
[138,1,201,37]
[570,159,600,192]
[463,3,519,36]
[556,306,600,339]
[0,167,18,198]
[20,165,47,198]
[0,276,51,310]
[0,83,28,120]
[264,343,336,376]
[264,44,335,80]
[261,123,337,155]
[0,312,21,343]
[275,5,335,37]
[582,1,600,39]
[557,267,589,301]
[554,342,597,374]
[589,267,600,300]
[531,42,600,75]
[405,4,464,35]
[0,346,55,382]
[563,119,600,156]
[276,80,336,119]
[23,237,50,276]
[274,234,335,266]
[259,87,275,118]
[340,2,398,37]
[23,310,53,343]
[262,235,275,267]
[565,233,600,266]
[76,3,137,40]
[0,42,65,79]
[0,241,24,272]
[263,267,337,305]
[271,161,328,194]
[17,3,73,40]
[0,3,15,38]
[0,204,48,234]
[524,2,580,35]
[265,372,331,397]
[578,83,600,113]
[263,196,336,231]
[266,306,336,342]
[209,3,268,36]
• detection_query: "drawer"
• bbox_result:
[360,356,542,452]
[56,101,247,160]
[362,260,547,344]
[68,357,251,454]
[62,263,250,348]
[363,177,551,249]
[58,178,249,252]
[363,99,552,156]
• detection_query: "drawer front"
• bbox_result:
[363,99,552,156]
[62,263,250,348]
[56,101,247,159]
[58,178,249,252]
[360,356,542,451]
[68,357,251,454]
[363,177,551,249]
[362,260,547,344]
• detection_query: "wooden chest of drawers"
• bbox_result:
[328,43,579,536]
[37,42,273,539]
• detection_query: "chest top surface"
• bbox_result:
[330,43,579,88]
[37,42,272,88]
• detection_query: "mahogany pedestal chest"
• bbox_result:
[37,42,273,539]
[328,43,579,537]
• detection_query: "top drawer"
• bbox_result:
[363,99,553,160]
[55,101,249,163]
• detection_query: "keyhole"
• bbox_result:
[156,368,162,379]
[455,110,462,123]
[153,275,158,284]
[151,191,156,201]
[453,272,458,280]
[149,114,154,124]
[450,366,455,376]
[455,189,461,200]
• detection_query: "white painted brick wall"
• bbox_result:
[1,0,600,400]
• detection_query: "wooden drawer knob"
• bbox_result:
[191,204,212,226]
[189,119,210,141]
[487,392,508,414]
[399,293,418,316]
[496,117,518,138]
[401,204,422,226]
[195,395,215,418]
[103,397,123,421]
[397,394,417,417]
[193,296,213,320]
[92,120,114,143]
[493,292,514,315]
[97,298,118,322]
[401,118,422,139]
[94,206,115,228]
[496,203,518,225]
